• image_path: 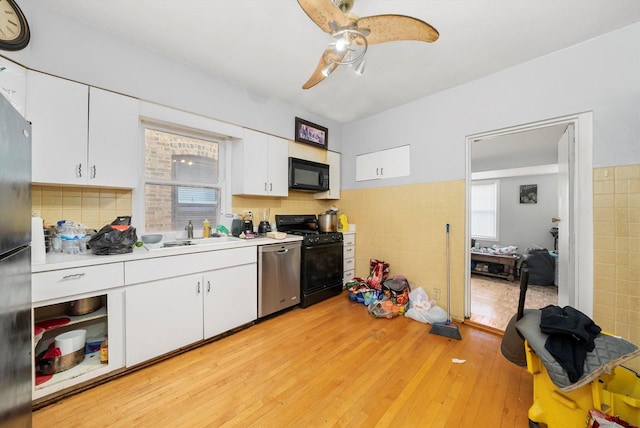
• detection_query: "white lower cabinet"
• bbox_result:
[32,282,124,403]
[125,273,204,367]
[343,232,356,284]
[203,263,256,339]
[124,247,257,367]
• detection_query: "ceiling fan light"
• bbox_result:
[354,58,366,75]
[334,35,349,53]
[321,62,336,77]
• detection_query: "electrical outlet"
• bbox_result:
[32,209,41,218]
[433,288,441,300]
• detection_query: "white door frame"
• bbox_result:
[465,112,593,318]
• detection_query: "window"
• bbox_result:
[471,180,499,240]
[144,127,222,233]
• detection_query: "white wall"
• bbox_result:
[342,22,640,189]
[3,1,343,151]
[474,174,558,253]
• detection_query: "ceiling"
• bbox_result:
[471,123,568,173]
[41,1,640,125]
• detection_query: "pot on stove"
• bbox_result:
[318,212,337,232]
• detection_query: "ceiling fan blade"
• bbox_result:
[302,51,335,89]
[357,14,439,44]
[297,0,351,34]
[302,47,348,89]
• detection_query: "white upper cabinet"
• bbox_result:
[88,87,139,188]
[355,145,411,181]
[314,150,340,200]
[27,71,88,185]
[0,56,26,116]
[26,71,139,187]
[231,128,288,196]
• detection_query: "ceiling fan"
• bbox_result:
[297,0,439,89]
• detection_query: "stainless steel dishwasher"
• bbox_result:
[258,241,301,318]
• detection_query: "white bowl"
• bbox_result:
[55,329,87,356]
[141,234,163,244]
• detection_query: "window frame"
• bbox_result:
[138,121,227,235]
[471,179,500,241]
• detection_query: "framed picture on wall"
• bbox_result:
[520,184,538,204]
[294,117,328,149]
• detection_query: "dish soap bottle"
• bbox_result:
[100,336,108,364]
[203,219,211,238]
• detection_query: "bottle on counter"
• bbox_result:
[100,336,109,364]
[203,219,211,238]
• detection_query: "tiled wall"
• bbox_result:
[338,180,466,321]
[32,163,640,346]
[32,185,133,230]
[231,191,336,225]
[593,164,640,347]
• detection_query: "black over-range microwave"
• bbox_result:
[288,157,330,191]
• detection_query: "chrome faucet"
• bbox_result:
[185,220,194,239]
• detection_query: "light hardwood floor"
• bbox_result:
[469,275,558,331]
[33,293,535,427]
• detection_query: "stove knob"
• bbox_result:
[309,237,319,244]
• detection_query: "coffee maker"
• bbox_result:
[258,208,271,235]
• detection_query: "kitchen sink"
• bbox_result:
[161,236,239,248]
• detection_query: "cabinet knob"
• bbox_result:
[91,165,97,179]
[207,281,211,293]
[76,163,82,178]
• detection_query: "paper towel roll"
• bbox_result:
[31,217,46,263]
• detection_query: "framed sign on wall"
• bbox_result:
[294,117,327,149]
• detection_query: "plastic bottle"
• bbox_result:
[203,219,211,238]
[100,336,109,364]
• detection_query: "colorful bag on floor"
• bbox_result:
[367,259,390,290]
[382,275,410,314]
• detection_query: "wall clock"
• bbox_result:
[0,0,30,51]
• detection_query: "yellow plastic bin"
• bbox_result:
[525,341,640,427]
[593,365,640,425]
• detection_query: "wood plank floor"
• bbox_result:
[33,293,534,427]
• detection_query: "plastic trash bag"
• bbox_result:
[368,299,399,319]
[88,218,137,255]
[405,287,448,324]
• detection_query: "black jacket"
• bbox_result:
[539,305,601,382]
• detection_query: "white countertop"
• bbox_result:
[32,235,303,273]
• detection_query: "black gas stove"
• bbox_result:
[275,214,343,246]
[275,214,344,307]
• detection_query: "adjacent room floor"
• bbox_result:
[469,274,558,331]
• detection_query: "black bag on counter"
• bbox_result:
[88,219,137,255]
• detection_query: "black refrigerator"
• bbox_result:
[0,94,32,427]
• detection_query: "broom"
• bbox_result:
[429,223,462,340]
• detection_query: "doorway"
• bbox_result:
[464,113,594,329]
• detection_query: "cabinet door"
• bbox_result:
[26,71,89,185]
[203,263,257,339]
[355,151,380,181]
[380,145,410,179]
[266,135,288,196]
[125,274,203,367]
[232,129,269,195]
[88,87,139,188]
[314,150,340,199]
